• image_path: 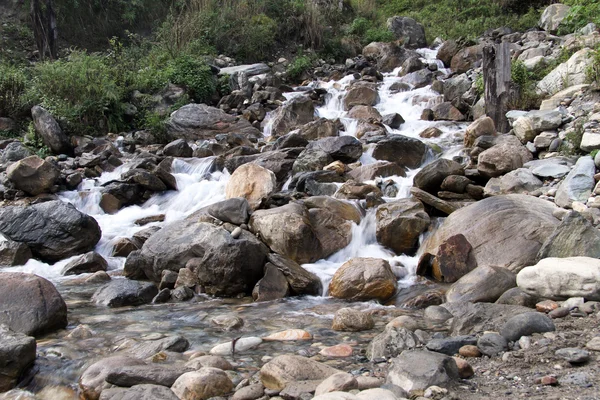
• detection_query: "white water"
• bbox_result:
[5,47,466,297]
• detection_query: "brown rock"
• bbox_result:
[420,127,443,138]
[419,234,476,283]
[451,45,483,74]
[171,368,233,400]
[343,82,379,110]
[263,329,312,341]
[6,155,59,196]
[112,238,138,257]
[452,357,474,378]
[536,300,560,313]
[459,345,481,358]
[260,355,340,391]
[225,163,276,210]
[252,263,290,302]
[375,198,431,255]
[319,344,353,357]
[328,258,398,302]
[331,307,375,332]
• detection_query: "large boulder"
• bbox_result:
[376,199,430,255]
[437,40,460,67]
[0,200,102,262]
[343,82,379,110]
[250,202,349,264]
[6,155,59,195]
[537,211,600,260]
[451,45,483,74]
[225,163,277,210]
[477,136,533,178]
[31,105,72,154]
[446,265,517,303]
[386,16,427,49]
[328,258,398,302]
[517,257,600,301]
[512,110,563,144]
[0,326,36,392]
[267,253,323,296]
[269,96,315,136]
[555,156,595,208]
[539,3,571,33]
[0,141,33,163]
[372,135,429,169]
[138,215,269,296]
[484,168,543,196]
[203,197,251,226]
[386,350,459,392]
[537,49,593,95]
[442,302,535,336]
[297,118,339,140]
[79,356,147,400]
[166,104,260,141]
[413,159,464,194]
[362,42,418,72]
[0,272,67,336]
[171,368,233,400]
[305,136,363,163]
[260,355,341,390]
[464,116,495,147]
[420,195,559,273]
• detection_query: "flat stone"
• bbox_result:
[426,335,477,356]
[555,348,590,364]
[500,312,555,342]
[210,337,262,356]
[477,333,508,357]
[585,337,600,351]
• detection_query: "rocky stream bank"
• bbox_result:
[1,4,600,400]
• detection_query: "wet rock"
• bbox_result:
[185,355,232,371]
[477,333,508,357]
[267,253,322,296]
[495,287,538,307]
[386,350,459,392]
[140,215,269,296]
[174,267,198,289]
[414,159,464,195]
[62,251,108,276]
[446,265,516,303]
[418,234,476,283]
[249,203,322,264]
[437,40,460,67]
[538,211,600,260]
[315,373,358,396]
[163,139,192,158]
[209,337,262,356]
[152,289,171,304]
[127,335,190,359]
[166,103,260,141]
[293,148,334,174]
[555,156,595,208]
[382,113,405,129]
[112,238,138,258]
[306,136,363,163]
[334,180,382,200]
[555,348,590,364]
[0,200,101,262]
[99,384,179,400]
[252,264,290,302]
[260,355,340,391]
[420,195,558,273]
[105,365,189,387]
[343,82,379,110]
[331,307,375,332]
[31,105,72,154]
[134,215,165,226]
[426,335,477,356]
[451,45,483,74]
[79,356,147,400]
[225,164,276,210]
[0,272,67,336]
[517,257,600,301]
[366,326,420,360]
[203,197,251,226]
[231,383,264,400]
[387,16,427,48]
[308,207,353,257]
[399,69,434,89]
[372,135,429,169]
[6,155,59,196]
[211,314,244,331]
[376,199,430,256]
[410,187,458,216]
[171,286,194,301]
[171,368,233,400]
[0,240,32,266]
[320,344,353,358]
[431,102,465,121]
[297,118,339,141]
[270,96,315,136]
[348,161,406,182]
[0,326,36,392]
[464,116,495,148]
[92,279,158,307]
[329,258,398,302]
[500,312,555,342]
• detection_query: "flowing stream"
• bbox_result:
[3,48,468,392]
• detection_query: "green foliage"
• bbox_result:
[287,55,314,82]
[0,64,30,121]
[474,74,484,96]
[217,74,232,97]
[591,149,599,159]
[26,51,126,135]
[587,45,600,84]
[509,60,543,110]
[167,55,216,104]
[560,0,600,34]
[560,123,585,155]
[24,122,52,158]
[347,17,395,46]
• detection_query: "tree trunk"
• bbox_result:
[483,42,511,133]
[30,0,58,60]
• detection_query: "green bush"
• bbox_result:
[0,64,30,121]
[167,55,216,104]
[560,0,600,34]
[587,45,600,84]
[509,60,542,110]
[26,51,125,135]
[287,55,314,81]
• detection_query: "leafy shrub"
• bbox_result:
[0,64,30,121]
[587,45,600,84]
[560,0,600,34]
[26,51,125,135]
[287,55,314,81]
[167,55,216,104]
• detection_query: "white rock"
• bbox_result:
[517,257,600,301]
[581,131,600,152]
[209,337,263,355]
[312,392,358,400]
[537,49,593,96]
[356,388,399,400]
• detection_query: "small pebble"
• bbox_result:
[549,307,569,319]
[585,337,600,351]
[231,227,242,239]
[459,345,481,358]
[536,300,559,313]
[535,375,558,386]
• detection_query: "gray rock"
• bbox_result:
[252,263,289,302]
[127,335,189,359]
[531,163,570,179]
[386,350,459,392]
[414,158,464,194]
[331,307,375,332]
[99,384,179,400]
[267,253,322,296]
[105,365,189,387]
[0,272,67,336]
[387,16,427,49]
[426,335,477,356]
[500,312,555,342]
[31,105,72,154]
[555,156,596,208]
[260,355,340,391]
[204,197,251,225]
[0,326,36,392]
[6,155,60,196]
[92,279,158,307]
[484,168,542,196]
[537,211,600,260]
[306,136,363,163]
[560,372,592,387]
[555,348,590,364]
[0,142,33,163]
[495,287,538,308]
[80,356,147,400]
[62,251,108,276]
[366,326,420,360]
[446,265,516,304]
[0,200,101,262]
[376,199,430,256]
[315,372,358,396]
[477,138,533,178]
[232,383,264,400]
[270,96,315,136]
[540,3,571,33]
[442,302,534,336]
[477,333,508,357]
[163,139,192,158]
[0,240,32,266]
[372,135,430,169]
[512,110,563,144]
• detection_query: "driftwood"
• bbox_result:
[483,43,511,133]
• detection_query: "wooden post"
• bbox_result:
[483,42,511,133]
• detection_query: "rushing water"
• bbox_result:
[2,47,468,394]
